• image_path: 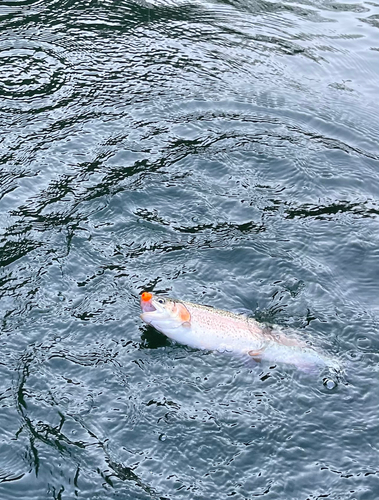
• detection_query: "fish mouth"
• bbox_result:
[140,300,164,327]
[140,301,157,325]
[140,292,158,313]
[140,292,169,326]
[141,300,157,313]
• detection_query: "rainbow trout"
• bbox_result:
[140,292,339,372]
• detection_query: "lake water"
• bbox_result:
[1,0,378,498]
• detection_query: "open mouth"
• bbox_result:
[140,292,157,313]
[141,301,156,313]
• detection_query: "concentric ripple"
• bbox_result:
[0,39,71,112]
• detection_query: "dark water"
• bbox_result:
[1,0,379,498]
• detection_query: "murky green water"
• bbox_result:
[1,0,378,498]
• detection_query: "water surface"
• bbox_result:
[1,0,378,498]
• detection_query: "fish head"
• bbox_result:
[140,292,192,342]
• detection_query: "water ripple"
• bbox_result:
[0,39,72,112]
[1,0,379,498]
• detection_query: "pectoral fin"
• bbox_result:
[175,303,191,323]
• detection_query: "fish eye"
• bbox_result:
[157,298,166,304]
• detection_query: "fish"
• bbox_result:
[139,292,340,373]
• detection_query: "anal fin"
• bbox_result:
[248,349,264,362]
